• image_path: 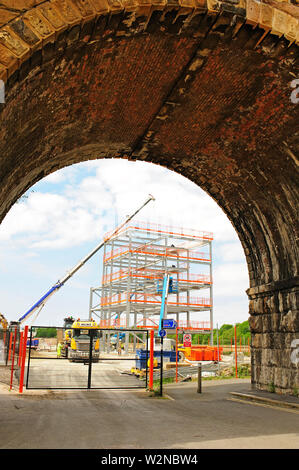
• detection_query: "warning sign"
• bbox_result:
[183,334,192,347]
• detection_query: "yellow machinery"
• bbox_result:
[60,316,75,359]
[68,318,100,362]
[0,313,8,330]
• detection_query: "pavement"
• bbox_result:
[0,378,298,449]
[229,387,299,410]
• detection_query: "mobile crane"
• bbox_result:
[18,195,155,326]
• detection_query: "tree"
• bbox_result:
[36,327,57,338]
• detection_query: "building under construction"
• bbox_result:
[89,221,213,350]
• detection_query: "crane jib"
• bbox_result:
[18,283,63,322]
[18,194,154,324]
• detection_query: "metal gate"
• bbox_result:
[26,326,149,390]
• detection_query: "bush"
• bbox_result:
[169,321,251,347]
[36,327,57,338]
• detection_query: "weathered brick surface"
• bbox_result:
[0,0,298,394]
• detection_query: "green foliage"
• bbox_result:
[232,365,251,377]
[162,321,251,347]
[219,324,233,333]
[189,320,251,346]
[35,327,57,338]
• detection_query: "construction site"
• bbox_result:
[89,220,213,349]
[1,195,298,453]
[0,195,238,392]
[0,0,299,452]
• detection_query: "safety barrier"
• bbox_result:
[104,244,211,264]
[100,293,212,308]
[0,325,29,392]
[104,220,213,242]
[102,269,211,285]
[98,319,211,331]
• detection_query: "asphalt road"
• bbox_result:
[0,378,298,449]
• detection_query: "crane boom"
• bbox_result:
[18,194,155,324]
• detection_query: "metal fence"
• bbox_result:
[0,326,22,386]
[26,326,149,390]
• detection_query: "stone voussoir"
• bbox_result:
[0,0,298,82]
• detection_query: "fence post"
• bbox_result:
[8,332,13,361]
[234,325,238,378]
[18,332,23,367]
[149,329,154,390]
[176,327,178,383]
[19,326,28,394]
[197,364,202,393]
[9,328,17,390]
[217,323,220,375]
[87,331,93,389]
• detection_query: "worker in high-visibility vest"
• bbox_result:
[57,342,62,358]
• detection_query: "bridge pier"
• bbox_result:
[248,279,299,395]
[0,0,298,396]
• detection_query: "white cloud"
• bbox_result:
[217,242,246,263]
[42,171,67,184]
[214,263,249,297]
[1,159,235,248]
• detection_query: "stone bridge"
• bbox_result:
[0,0,298,394]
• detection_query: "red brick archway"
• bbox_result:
[0,0,298,393]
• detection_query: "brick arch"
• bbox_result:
[0,0,298,393]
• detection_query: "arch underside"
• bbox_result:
[0,2,298,392]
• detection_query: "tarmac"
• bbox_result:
[0,377,298,449]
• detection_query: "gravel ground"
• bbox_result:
[0,365,19,386]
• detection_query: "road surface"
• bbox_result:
[0,378,298,449]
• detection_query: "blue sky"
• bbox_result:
[0,159,249,328]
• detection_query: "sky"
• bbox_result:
[0,159,249,328]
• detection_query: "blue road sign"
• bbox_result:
[162,319,177,329]
[158,329,167,338]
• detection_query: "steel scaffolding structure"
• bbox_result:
[89,221,214,349]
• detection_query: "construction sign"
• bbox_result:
[183,334,192,347]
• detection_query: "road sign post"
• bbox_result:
[149,329,154,391]
[158,329,167,396]
[160,335,164,397]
